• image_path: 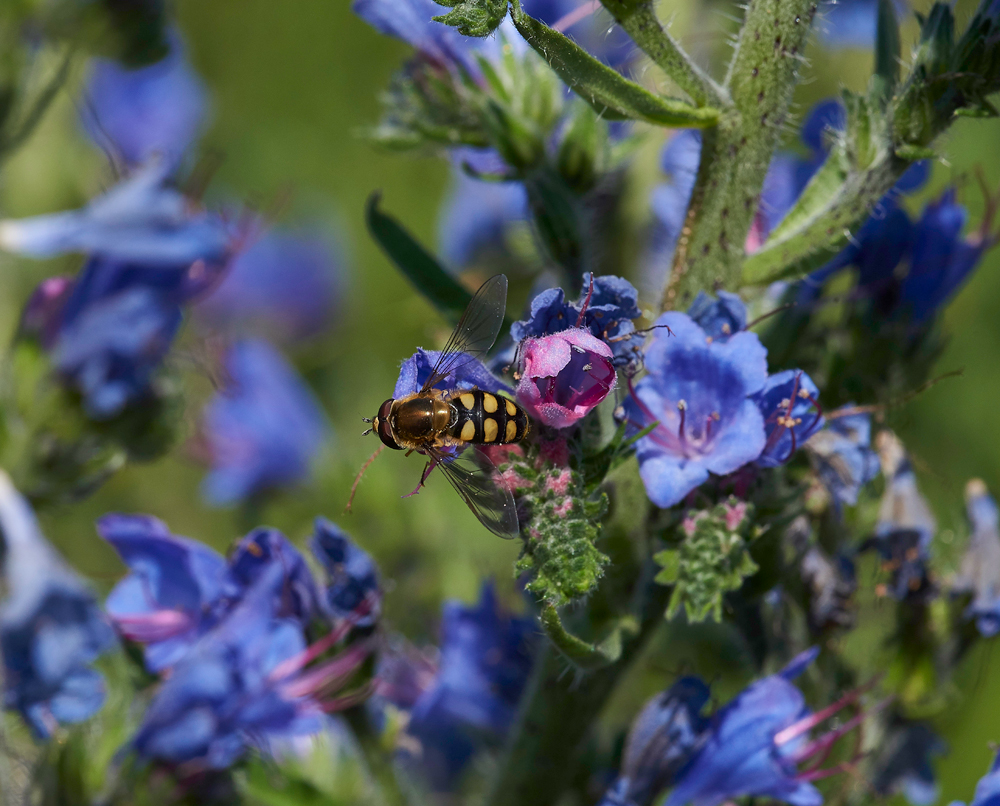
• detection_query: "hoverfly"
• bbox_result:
[358,274,529,539]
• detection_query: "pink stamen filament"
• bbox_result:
[790,697,892,770]
[113,610,193,643]
[773,676,881,747]
[625,375,695,457]
[552,0,601,33]
[321,681,377,713]
[279,639,373,700]
[576,273,596,327]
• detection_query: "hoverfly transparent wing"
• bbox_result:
[426,445,519,539]
[421,274,508,393]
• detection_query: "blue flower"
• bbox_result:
[686,291,747,342]
[131,563,321,768]
[818,0,908,48]
[511,273,642,363]
[99,513,230,673]
[753,370,824,468]
[197,227,344,344]
[805,407,880,506]
[646,130,700,289]
[666,649,824,806]
[624,312,768,509]
[352,0,480,71]
[0,160,230,266]
[227,528,321,624]
[0,471,116,738]
[438,167,530,269]
[81,31,208,168]
[406,582,535,790]
[394,347,512,398]
[601,677,711,806]
[950,752,1000,806]
[310,518,381,628]
[201,338,330,506]
[953,480,1000,637]
[873,723,946,806]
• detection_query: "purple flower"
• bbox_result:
[511,273,642,362]
[227,528,321,624]
[953,480,1000,637]
[0,471,115,738]
[753,370,824,468]
[406,582,535,790]
[805,408,880,506]
[600,677,711,806]
[201,338,330,506]
[624,313,768,509]
[818,0,907,48]
[99,514,230,673]
[686,291,747,342]
[0,160,230,267]
[394,347,511,398]
[352,0,480,71]
[81,31,208,168]
[666,648,855,806]
[873,723,946,806]
[197,227,344,344]
[515,327,617,429]
[309,518,381,628]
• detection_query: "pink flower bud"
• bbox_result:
[515,328,617,429]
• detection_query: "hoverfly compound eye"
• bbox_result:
[375,399,402,450]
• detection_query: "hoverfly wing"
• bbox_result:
[421,274,508,393]
[428,445,519,539]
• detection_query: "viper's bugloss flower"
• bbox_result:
[863,432,936,600]
[198,227,344,344]
[131,563,324,768]
[687,291,747,342]
[310,518,381,628]
[406,582,534,790]
[0,471,115,738]
[42,256,212,418]
[954,480,1000,637]
[201,338,330,506]
[647,131,700,286]
[600,677,711,806]
[81,31,208,168]
[818,0,907,48]
[0,160,229,266]
[99,513,230,672]
[667,648,878,806]
[227,528,321,624]
[352,0,480,71]
[873,723,946,806]
[511,273,642,362]
[394,347,511,398]
[515,328,617,429]
[624,313,768,509]
[438,167,530,268]
[805,408,880,506]
[753,370,824,468]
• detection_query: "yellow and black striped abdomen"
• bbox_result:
[446,389,529,445]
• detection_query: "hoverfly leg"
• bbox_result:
[403,457,440,498]
[345,445,386,513]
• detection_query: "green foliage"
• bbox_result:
[432,0,508,37]
[654,498,760,622]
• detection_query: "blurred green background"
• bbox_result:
[1,0,998,799]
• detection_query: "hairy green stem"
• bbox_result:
[661,0,817,310]
[598,0,725,107]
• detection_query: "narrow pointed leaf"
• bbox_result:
[875,0,901,95]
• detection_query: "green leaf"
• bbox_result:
[365,192,472,325]
[874,0,901,96]
[509,0,719,128]
[432,0,507,36]
[652,549,680,584]
[538,604,639,670]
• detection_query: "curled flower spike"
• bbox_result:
[515,328,617,429]
[667,648,888,806]
[0,471,116,738]
[624,312,767,509]
[753,370,825,468]
[953,479,1000,637]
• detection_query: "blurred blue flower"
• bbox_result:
[818,0,907,48]
[132,563,322,767]
[99,513,230,673]
[954,480,1000,637]
[310,518,381,628]
[0,471,115,738]
[687,291,747,343]
[406,582,535,790]
[0,160,230,266]
[81,31,208,168]
[753,370,824,468]
[227,528,321,624]
[665,649,825,806]
[201,338,330,506]
[963,752,1000,806]
[352,0,480,71]
[646,130,700,289]
[805,407,880,506]
[624,312,768,509]
[511,272,642,362]
[394,347,511,398]
[873,723,946,806]
[600,677,711,806]
[197,227,344,344]
[438,167,529,269]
